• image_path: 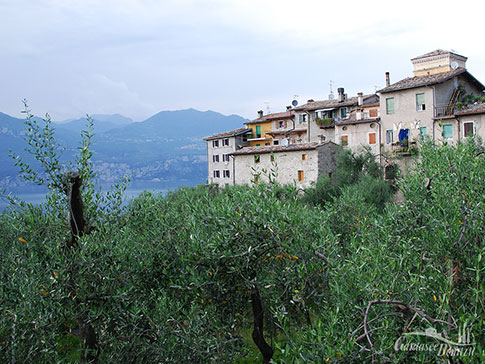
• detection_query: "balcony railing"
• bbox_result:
[434,105,454,118]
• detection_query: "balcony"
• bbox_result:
[391,141,417,156]
[434,105,455,118]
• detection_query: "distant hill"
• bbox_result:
[0,109,249,191]
[55,114,134,134]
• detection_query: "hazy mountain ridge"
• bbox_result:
[0,109,249,191]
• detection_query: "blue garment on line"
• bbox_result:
[398,129,409,144]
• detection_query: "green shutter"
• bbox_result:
[386,98,394,114]
[256,125,261,138]
[443,124,453,138]
[420,127,427,138]
[416,93,425,105]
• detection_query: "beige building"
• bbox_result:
[203,127,251,187]
[293,90,380,147]
[231,142,338,188]
[378,50,484,155]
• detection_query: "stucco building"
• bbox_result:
[203,127,251,187]
[231,142,338,188]
[378,50,484,154]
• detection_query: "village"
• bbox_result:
[204,49,485,187]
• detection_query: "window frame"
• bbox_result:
[212,154,219,163]
[416,93,426,111]
[223,138,230,146]
[386,130,393,144]
[213,170,220,178]
[463,121,474,138]
[223,170,230,178]
[368,132,377,145]
[443,124,453,139]
[341,135,349,147]
[298,170,304,182]
[386,97,395,115]
[212,140,219,148]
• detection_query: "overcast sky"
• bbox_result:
[1,0,485,121]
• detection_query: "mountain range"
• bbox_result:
[0,109,249,192]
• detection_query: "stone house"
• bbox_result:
[231,142,338,188]
[203,127,251,187]
[378,50,484,155]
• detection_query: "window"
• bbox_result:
[386,130,393,144]
[341,135,349,147]
[223,138,229,146]
[369,109,378,118]
[464,122,474,137]
[223,154,230,162]
[416,93,426,111]
[212,155,219,162]
[223,170,230,178]
[299,114,307,124]
[254,155,260,163]
[443,124,453,139]
[256,143,260,146]
[386,98,395,114]
[255,125,261,138]
[340,107,347,118]
[368,132,376,145]
[213,170,220,178]
[302,154,307,160]
[298,170,304,182]
[273,140,279,145]
[265,142,270,146]
[212,140,219,147]
[420,127,427,139]
[278,120,285,128]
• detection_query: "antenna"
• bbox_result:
[264,101,271,114]
[329,80,335,100]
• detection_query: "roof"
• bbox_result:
[336,117,380,126]
[378,69,484,93]
[203,127,251,141]
[246,110,295,124]
[231,142,332,156]
[294,94,378,112]
[411,49,467,61]
[267,128,307,136]
[455,102,485,116]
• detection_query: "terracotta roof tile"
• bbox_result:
[231,142,325,155]
[411,49,467,61]
[246,110,295,124]
[378,69,481,93]
[294,94,378,111]
[203,127,250,141]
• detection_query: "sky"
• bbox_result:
[1,0,485,122]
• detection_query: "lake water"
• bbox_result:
[0,186,175,212]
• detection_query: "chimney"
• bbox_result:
[357,92,363,106]
[286,105,292,111]
[385,72,390,87]
[258,110,263,118]
[307,99,314,103]
[337,88,345,102]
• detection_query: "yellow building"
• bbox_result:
[245,110,295,146]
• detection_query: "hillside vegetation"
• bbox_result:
[0,114,484,363]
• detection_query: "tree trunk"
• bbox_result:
[250,286,273,364]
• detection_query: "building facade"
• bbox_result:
[231,142,338,188]
[203,127,251,187]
